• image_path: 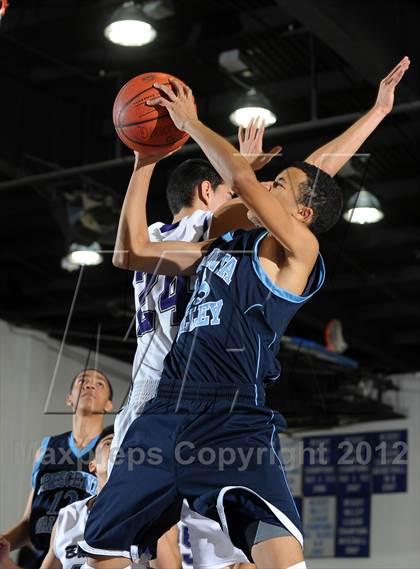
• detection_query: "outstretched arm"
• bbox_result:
[209,119,282,238]
[148,82,317,261]
[112,153,209,275]
[305,56,410,176]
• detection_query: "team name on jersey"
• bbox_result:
[65,544,85,559]
[38,471,97,494]
[178,248,237,336]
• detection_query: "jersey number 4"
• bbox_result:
[136,273,192,336]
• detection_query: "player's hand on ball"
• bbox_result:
[147,80,198,131]
[374,55,410,115]
[0,536,11,562]
[133,147,180,169]
[238,117,282,171]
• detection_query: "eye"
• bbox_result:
[273,178,285,189]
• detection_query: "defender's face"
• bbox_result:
[68,369,112,415]
[247,167,309,228]
[208,183,234,212]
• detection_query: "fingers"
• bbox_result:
[245,116,265,141]
[269,145,283,156]
[153,81,177,101]
[146,96,170,108]
[383,56,410,83]
[238,125,245,144]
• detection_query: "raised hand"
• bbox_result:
[238,117,282,171]
[146,79,198,132]
[374,56,410,115]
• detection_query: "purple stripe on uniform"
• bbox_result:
[160,221,181,233]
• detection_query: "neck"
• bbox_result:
[71,413,104,449]
[96,475,107,493]
[172,204,207,222]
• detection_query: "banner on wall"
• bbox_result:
[296,429,408,558]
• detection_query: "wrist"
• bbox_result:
[183,117,202,133]
[371,104,389,119]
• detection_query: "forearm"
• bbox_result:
[305,106,387,176]
[0,558,21,569]
[2,522,30,552]
[112,159,155,268]
[208,197,253,238]
[185,119,253,188]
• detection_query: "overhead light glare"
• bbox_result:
[343,189,384,224]
[104,2,157,47]
[229,89,277,128]
[62,242,103,271]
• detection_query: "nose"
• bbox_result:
[83,380,95,391]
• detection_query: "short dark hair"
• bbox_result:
[92,425,114,454]
[166,159,224,215]
[69,368,113,401]
[292,161,343,234]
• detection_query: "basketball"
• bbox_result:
[112,71,191,155]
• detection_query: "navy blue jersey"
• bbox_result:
[29,431,98,551]
[161,228,325,391]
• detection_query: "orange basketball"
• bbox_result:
[112,71,191,156]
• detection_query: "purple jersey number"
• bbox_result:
[136,273,192,336]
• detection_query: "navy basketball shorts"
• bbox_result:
[80,383,303,563]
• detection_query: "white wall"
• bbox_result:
[0,319,132,534]
[283,373,420,569]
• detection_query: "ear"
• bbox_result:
[104,400,113,413]
[65,393,73,407]
[296,205,314,225]
[197,181,212,207]
[89,459,96,475]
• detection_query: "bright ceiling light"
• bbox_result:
[343,189,384,224]
[62,242,103,271]
[229,89,277,128]
[104,2,157,47]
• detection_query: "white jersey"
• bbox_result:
[178,521,193,569]
[54,497,90,569]
[110,210,212,469]
[55,498,136,569]
[131,210,212,394]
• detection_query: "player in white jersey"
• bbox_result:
[110,122,278,569]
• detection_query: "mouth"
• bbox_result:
[81,392,95,400]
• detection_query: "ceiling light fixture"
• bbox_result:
[104,1,157,47]
[343,189,384,224]
[229,88,277,128]
[61,242,103,272]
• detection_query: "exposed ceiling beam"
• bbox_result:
[275,0,418,98]
[1,100,419,192]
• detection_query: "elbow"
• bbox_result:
[112,252,127,269]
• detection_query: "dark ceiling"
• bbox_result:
[1,0,420,387]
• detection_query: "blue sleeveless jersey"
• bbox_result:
[29,431,98,551]
[161,228,325,390]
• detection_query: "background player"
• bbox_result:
[0,427,118,569]
[0,369,113,568]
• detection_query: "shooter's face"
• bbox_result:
[247,167,313,228]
